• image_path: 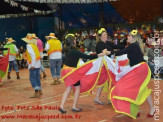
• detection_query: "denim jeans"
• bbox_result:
[49,59,62,78]
[8,60,19,72]
[147,62,154,77]
[29,68,41,90]
[40,58,45,73]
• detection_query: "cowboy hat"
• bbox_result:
[160,30,163,33]
[45,33,57,39]
[150,41,157,46]
[22,33,37,45]
[120,34,124,37]
[32,33,38,38]
[7,38,16,44]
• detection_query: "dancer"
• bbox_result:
[3,38,20,79]
[59,34,107,113]
[111,29,155,118]
[22,34,42,98]
[94,28,124,105]
[0,48,9,85]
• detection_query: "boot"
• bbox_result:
[30,91,40,98]
[57,78,61,84]
[16,72,20,79]
[43,72,47,79]
[50,80,58,85]
[7,72,11,79]
[39,90,43,95]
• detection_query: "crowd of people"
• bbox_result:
[0,28,163,119]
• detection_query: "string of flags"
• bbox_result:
[0,0,56,19]
[13,0,118,3]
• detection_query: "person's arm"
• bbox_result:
[77,50,106,59]
[109,42,125,50]
[96,42,105,54]
[27,45,36,68]
[44,43,49,51]
[14,45,19,53]
[114,45,130,56]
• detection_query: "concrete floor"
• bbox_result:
[0,68,162,122]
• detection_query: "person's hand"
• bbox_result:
[98,52,105,57]
[105,51,111,55]
[31,66,35,70]
[102,49,107,54]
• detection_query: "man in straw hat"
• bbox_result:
[45,33,62,85]
[32,33,47,79]
[3,38,20,79]
[22,33,42,98]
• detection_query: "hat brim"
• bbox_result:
[46,36,57,39]
[22,38,37,45]
[7,40,16,44]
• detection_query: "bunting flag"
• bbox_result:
[110,62,151,119]
[0,49,10,85]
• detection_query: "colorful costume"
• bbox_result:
[0,49,9,85]
[62,55,151,119]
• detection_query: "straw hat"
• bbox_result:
[45,33,57,39]
[114,34,118,36]
[7,38,16,44]
[160,30,163,33]
[150,41,157,46]
[120,34,124,37]
[22,33,37,45]
[32,33,38,38]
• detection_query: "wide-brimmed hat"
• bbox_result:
[32,33,38,38]
[114,34,118,36]
[120,34,124,37]
[22,33,37,45]
[45,33,57,39]
[160,30,163,33]
[150,41,157,46]
[7,38,16,44]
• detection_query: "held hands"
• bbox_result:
[102,49,111,55]
[98,49,111,57]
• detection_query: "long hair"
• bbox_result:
[64,35,77,55]
[129,30,144,55]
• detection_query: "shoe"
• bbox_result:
[39,90,43,95]
[50,80,58,85]
[50,82,58,85]
[147,111,156,118]
[72,108,82,112]
[94,99,104,105]
[30,92,40,98]
[59,108,67,114]
[137,112,140,117]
